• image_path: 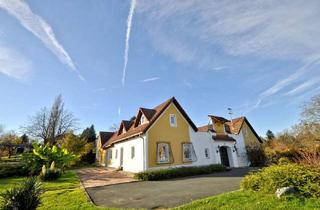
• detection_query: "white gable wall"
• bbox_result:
[107,135,146,172]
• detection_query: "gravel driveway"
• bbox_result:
[85,168,252,209]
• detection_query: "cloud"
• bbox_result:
[121,0,136,87]
[0,0,76,70]
[284,77,320,96]
[138,0,320,108]
[141,77,160,82]
[0,47,32,80]
[118,106,121,116]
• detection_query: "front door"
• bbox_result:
[120,147,124,167]
[219,146,230,167]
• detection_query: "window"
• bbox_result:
[115,149,118,159]
[169,114,177,127]
[182,143,196,162]
[140,115,146,125]
[157,143,170,163]
[205,148,210,159]
[108,149,113,160]
[131,146,135,159]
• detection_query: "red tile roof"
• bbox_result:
[102,97,198,148]
[198,116,262,143]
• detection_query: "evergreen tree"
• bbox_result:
[81,125,96,143]
[266,129,275,140]
[20,134,29,145]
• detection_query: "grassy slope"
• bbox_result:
[1,171,320,210]
[174,190,320,210]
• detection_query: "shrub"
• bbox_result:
[246,144,267,166]
[21,143,78,175]
[134,164,226,181]
[241,164,320,197]
[0,162,29,178]
[294,150,320,169]
[39,162,61,181]
[0,176,42,210]
[21,152,43,176]
[277,157,291,165]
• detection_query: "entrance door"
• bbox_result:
[219,146,230,167]
[120,147,124,167]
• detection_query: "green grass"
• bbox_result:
[174,190,320,210]
[1,170,320,210]
[0,171,112,210]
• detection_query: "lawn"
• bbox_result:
[0,171,113,210]
[1,171,320,210]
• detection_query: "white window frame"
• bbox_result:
[169,114,177,127]
[131,146,135,159]
[205,148,210,159]
[115,149,118,159]
[182,143,195,162]
[157,142,170,164]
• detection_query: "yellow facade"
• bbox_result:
[242,121,260,146]
[147,103,191,168]
[214,122,225,133]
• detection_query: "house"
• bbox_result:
[96,97,262,172]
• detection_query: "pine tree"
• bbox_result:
[266,130,275,140]
[81,125,96,143]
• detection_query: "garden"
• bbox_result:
[0,94,320,209]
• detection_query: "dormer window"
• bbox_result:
[169,114,177,127]
[122,127,126,133]
[140,115,146,125]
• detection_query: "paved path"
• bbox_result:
[85,168,252,209]
[77,167,136,188]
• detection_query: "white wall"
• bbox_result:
[190,126,244,168]
[189,127,217,166]
[231,131,249,167]
[107,135,145,172]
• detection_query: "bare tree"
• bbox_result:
[301,94,320,124]
[109,123,119,132]
[22,95,78,145]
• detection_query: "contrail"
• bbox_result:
[121,0,136,87]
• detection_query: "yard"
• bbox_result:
[1,169,320,210]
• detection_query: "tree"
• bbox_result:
[80,125,96,143]
[22,95,78,145]
[301,94,320,124]
[109,123,119,132]
[0,132,21,158]
[58,133,92,157]
[20,134,29,145]
[266,130,275,140]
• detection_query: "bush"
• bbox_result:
[21,143,78,176]
[0,176,42,210]
[134,164,226,181]
[0,162,29,178]
[39,162,61,181]
[21,152,43,176]
[241,164,320,197]
[246,144,267,166]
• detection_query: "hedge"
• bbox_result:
[241,163,320,198]
[134,164,226,181]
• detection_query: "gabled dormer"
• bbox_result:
[134,108,156,127]
[209,115,229,134]
[118,120,132,135]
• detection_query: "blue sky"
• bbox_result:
[0,0,319,136]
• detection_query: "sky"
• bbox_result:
[0,0,319,137]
